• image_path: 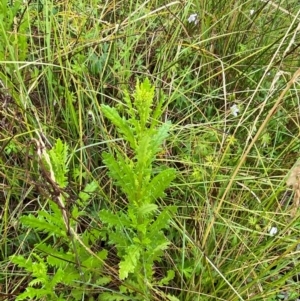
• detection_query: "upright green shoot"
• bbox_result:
[100,78,177,300]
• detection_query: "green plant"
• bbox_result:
[10,138,109,300]
[99,78,177,300]
[0,0,28,64]
[3,0,300,300]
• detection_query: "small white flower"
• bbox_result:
[188,13,198,25]
[250,9,255,16]
[230,104,239,117]
[269,226,278,236]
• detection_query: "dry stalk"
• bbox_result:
[286,163,300,217]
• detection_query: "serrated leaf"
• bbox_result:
[57,265,79,285]
[101,105,136,149]
[147,240,170,262]
[47,201,64,221]
[82,249,107,268]
[20,215,66,237]
[78,180,98,202]
[109,231,131,253]
[15,292,29,301]
[15,287,45,301]
[133,78,155,128]
[144,168,176,201]
[159,269,175,285]
[95,276,111,286]
[46,255,69,269]
[48,138,69,188]
[137,203,158,216]
[41,246,73,269]
[97,249,108,261]
[102,152,136,202]
[149,121,172,155]
[10,255,33,269]
[135,134,154,172]
[119,245,141,280]
[50,268,65,287]
[135,123,172,175]
[150,206,177,233]
[136,222,148,235]
[38,210,65,228]
[166,294,180,301]
[100,209,130,228]
[127,207,138,225]
[31,261,47,279]
[28,278,43,287]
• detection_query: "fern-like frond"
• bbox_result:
[137,204,158,217]
[37,244,74,268]
[102,152,136,202]
[28,278,44,287]
[150,206,177,233]
[123,90,136,119]
[133,78,155,129]
[48,138,69,188]
[82,249,108,268]
[119,245,141,280]
[142,168,176,202]
[135,123,172,175]
[100,209,131,228]
[10,255,33,270]
[135,134,154,175]
[108,231,133,253]
[18,281,59,301]
[49,268,65,287]
[20,214,66,237]
[15,287,49,301]
[149,121,172,155]
[101,105,136,149]
[38,209,65,227]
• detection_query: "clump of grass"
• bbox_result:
[1,0,300,300]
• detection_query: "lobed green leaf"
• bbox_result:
[101,105,136,149]
[119,245,141,280]
[100,209,131,228]
[48,138,69,188]
[20,215,66,237]
[143,168,176,202]
[102,152,137,202]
